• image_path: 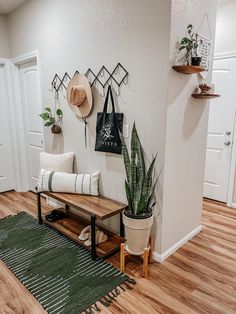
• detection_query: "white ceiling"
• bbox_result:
[0,0,27,15]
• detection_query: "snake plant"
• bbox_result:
[120,123,156,216]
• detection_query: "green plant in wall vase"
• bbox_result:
[39,107,63,134]
[120,122,157,255]
[179,24,202,66]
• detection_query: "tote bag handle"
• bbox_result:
[103,85,115,113]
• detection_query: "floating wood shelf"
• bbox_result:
[172,65,205,74]
[44,211,125,258]
[192,93,220,99]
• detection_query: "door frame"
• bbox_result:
[0,58,18,191]
[214,51,236,207]
[10,50,44,191]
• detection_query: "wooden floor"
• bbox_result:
[0,191,236,314]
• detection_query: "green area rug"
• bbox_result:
[0,212,135,313]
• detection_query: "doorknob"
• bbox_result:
[224,140,231,146]
[226,131,231,135]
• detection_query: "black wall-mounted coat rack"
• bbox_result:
[50,63,129,96]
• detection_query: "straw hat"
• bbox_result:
[67,74,93,118]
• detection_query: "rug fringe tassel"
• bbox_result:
[119,284,126,291]
[0,214,13,221]
[115,287,120,295]
[104,295,113,304]
[127,277,137,285]
[84,304,102,314]
[124,282,133,290]
[92,303,101,312]
[84,277,137,313]
[100,298,110,307]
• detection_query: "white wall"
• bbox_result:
[7,0,171,253]
[0,15,9,57]
[160,0,217,254]
[215,0,236,55]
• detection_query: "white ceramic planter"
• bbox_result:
[122,210,153,255]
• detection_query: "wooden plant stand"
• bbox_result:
[120,237,154,277]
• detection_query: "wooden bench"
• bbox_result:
[37,192,127,260]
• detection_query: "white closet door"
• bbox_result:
[204,58,236,202]
[0,64,15,193]
[19,61,43,192]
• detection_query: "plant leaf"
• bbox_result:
[44,107,51,112]
[125,180,133,212]
[137,154,157,214]
[131,123,139,214]
[178,46,186,52]
[146,177,158,210]
[181,37,191,44]
[133,124,145,180]
[133,124,146,213]
[39,112,49,120]
[49,117,55,124]
[44,121,54,127]
[56,109,63,116]
[120,131,131,185]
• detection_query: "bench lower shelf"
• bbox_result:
[44,213,125,258]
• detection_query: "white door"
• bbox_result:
[204,58,236,202]
[0,64,15,192]
[19,61,43,192]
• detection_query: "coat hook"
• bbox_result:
[108,76,113,86]
[49,85,54,92]
[52,82,57,92]
[116,85,120,96]
[62,89,67,100]
[123,76,128,85]
[102,87,105,97]
[100,68,104,77]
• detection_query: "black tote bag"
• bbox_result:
[95,85,123,154]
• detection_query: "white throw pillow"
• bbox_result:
[38,169,99,196]
[40,152,75,173]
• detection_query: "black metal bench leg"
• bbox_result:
[120,211,125,237]
[37,192,43,225]
[91,215,97,260]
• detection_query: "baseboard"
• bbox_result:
[46,197,61,209]
[153,225,203,263]
[230,202,236,209]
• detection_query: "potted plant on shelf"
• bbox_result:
[120,123,156,255]
[191,33,203,66]
[39,107,63,134]
[179,24,202,66]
